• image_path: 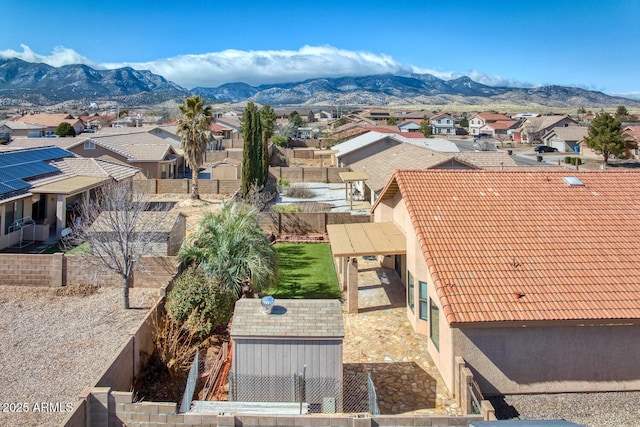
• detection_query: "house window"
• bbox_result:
[430,298,440,350]
[84,141,95,149]
[5,199,23,234]
[419,281,428,320]
[407,270,414,311]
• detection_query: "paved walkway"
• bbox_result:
[341,257,460,415]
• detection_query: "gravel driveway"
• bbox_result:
[0,285,158,427]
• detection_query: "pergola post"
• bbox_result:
[347,257,358,313]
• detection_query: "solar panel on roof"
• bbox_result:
[0,162,59,181]
[4,179,30,192]
[0,146,71,167]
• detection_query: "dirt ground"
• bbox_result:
[149,193,227,234]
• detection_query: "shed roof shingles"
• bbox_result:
[386,169,640,324]
[231,299,344,338]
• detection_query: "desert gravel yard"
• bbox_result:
[0,285,158,427]
[492,392,640,427]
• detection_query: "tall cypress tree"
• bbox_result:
[241,102,263,197]
[259,104,276,186]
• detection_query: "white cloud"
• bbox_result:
[104,45,414,89]
[1,44,533,90]
[0,44,98,68]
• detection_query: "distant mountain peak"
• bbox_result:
[0,57,638,108]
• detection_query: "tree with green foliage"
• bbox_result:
[459,115,469,128]
[271,134,289,148]
[419,115,433,138]
[584,111,624,164]
[178,201,278,296]
[386,117,397,125]
[55,122,76,137]
[334,117,347,128]
[166,266,235,339]
[177,95,213,200]
[241,102,263,196]
[615,105,629,120]
[259,104,277,185]
[288,110,303,127]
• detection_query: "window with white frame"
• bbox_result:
[84,140,96,150]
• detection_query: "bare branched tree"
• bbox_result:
[69,180,169,309]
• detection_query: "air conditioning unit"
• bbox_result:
[322,397,336,413]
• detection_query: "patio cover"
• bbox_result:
[326,222,406,257]
[338,171,369,183]
[30,176,108,195]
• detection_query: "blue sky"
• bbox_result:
[2,0,638,96]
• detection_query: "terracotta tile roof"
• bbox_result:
[15,113,81,127]
[364,127,425,138]
[378,169,640,325]
[474,113,511,122]
[482,120,518,130]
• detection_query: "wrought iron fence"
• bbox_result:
[469,378,483,414]
[228,371,379,414]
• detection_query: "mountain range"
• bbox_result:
[0,57,638,109]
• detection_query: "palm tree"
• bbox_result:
[178,201,278,296]
[177,95,213,199]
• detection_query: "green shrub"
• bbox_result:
[565,156,572,164]
[569,157,582,165]
[166,266,235,339]
[284,183,316,198]
[272,134,289,147]
[276,177,290,187]
[273,204,302,213]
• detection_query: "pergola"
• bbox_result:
[327,222,406,313]
[338,171,369,210]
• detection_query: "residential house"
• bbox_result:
[348,143,518,203]
[0,121,46,139]
[78,133,183,179]
[14,113,86,136]
[0,146,140,248]
[367,169,640,396]
[362,109,392,123]
[202,158,241,179]
[8,132,184,179]
[622,126,640,158]
[514,115,578,144]
[429,113,456,135]
[541,126,589,153]
[90,211,186,256]
[332,131,459,167]
[398,120,422,133]
[468,113,514,136]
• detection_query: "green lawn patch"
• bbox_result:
[268,243,341,299]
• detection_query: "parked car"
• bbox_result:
[534,145,558,153]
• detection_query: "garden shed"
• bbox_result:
[89,210,186,256]
[230,298,344,412]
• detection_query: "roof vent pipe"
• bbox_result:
[261,296,275,315]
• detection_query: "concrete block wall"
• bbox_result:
[84,388,485,427]
[0,254,177,288]
[269,166,350,184]
[259,212,372,235]
[133,179,157,194]
[157,179,190,194]
[0,253,60,286]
